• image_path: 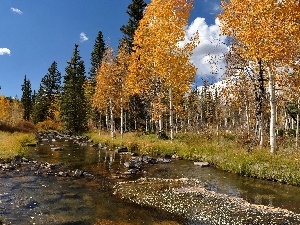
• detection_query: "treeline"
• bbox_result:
[1,0,299,154]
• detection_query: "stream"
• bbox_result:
[0,134,300,224]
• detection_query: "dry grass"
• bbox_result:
[0,131,36,159]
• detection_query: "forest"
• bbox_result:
[0,0,299,157]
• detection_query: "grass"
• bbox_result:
[0,131,36,160]
[87,131,300,186]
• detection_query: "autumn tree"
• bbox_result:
[218,0,299,153]
[21,75,33,121]
[128,0,199,140]
[0,96,11,125]
[93,47,118,138]
[32,61,61,124]
[60,44,87,134]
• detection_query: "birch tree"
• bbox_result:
[219,0,299,153]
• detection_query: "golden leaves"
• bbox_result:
[218,0,299,62]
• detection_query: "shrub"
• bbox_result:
[36,120,62,132]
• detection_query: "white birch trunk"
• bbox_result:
[246,104,250,136]
[124,111,127,133]
[120,97,124,139]
[259,113,264,147]
[169,86,174,141]
[105,109,109,132]
[296,98,300,149]
[109,97,115,139]
[98,112,101,136]
[268,68,276,153]
[175,113,178,134]
[284,110,289,130]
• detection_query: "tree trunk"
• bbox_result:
[246,104,250,136]
[259,113,264,147]
[124,111,127,133]
[105,109,109,132]
[98,112,101,136]
[169,86,174,141]
[159,115,163,131]
[296,98,300,149]
[268,67,276,153]
[175,113,178,134]
[109,97,115,139]
[120,97,124,138]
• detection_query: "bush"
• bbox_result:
[0,121,36,133]
[36,120,62,132]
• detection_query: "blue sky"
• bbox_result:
[0,0,223,98]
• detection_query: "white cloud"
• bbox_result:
[80,32,88,42]
[0,48,11,56]
[10,7,23,15]
[184,17,228,83]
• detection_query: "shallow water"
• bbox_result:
[1,138,299,224]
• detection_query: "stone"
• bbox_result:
[194,161,210,167]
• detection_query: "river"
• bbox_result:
[0,135,299,224]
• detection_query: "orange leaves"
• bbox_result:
[93,47,116,112]
[218,0,299,62]
[129,0,198,96]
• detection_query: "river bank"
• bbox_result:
[88,131,300,186]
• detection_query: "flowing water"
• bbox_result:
[1,137,300,224]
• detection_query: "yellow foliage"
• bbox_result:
[218,0,299,62]
[127,0,199,120]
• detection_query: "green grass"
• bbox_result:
[0,131,36,160]
[87,131,300,186]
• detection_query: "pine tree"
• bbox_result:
[32,61,61,124]
[120,0,147,131]
[21,75,33,121]
[89,31,106,82]
[120,0,147,52]
[86,31,106,128]
[60,44,87,134]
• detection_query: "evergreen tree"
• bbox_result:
[60,44,87,134]
[32,61,61,123]
[120,0,147,131]
[86,31,106,128]
[89,31,106,82]
[21,75,32,121]
[120,0,147,52]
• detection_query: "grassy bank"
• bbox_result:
[0,131,36,160]
[88,131,300,186]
